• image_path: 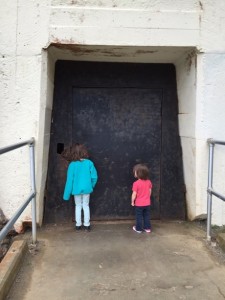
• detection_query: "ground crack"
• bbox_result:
[216,286,225,299]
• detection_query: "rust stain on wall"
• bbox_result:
[48,42,162,59]
[49,43,126,57]
[185,50,197,72]
[135,50,158,54]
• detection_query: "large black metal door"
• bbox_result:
[44,61,186,224]
[73,88,161,219]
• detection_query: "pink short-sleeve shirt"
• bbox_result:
[132,179,152,206]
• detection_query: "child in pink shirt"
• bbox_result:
[131,164,152,233]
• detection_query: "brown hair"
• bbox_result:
[61,143,89,162]
[133,164,149,180]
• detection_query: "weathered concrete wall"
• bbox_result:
[0,0,225,229]
[196,53,225,225]
[175,51,197,220]
[0,1,50,231]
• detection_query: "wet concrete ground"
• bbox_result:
[6,221,225,300]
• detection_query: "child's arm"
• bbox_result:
[90,162,98,188]
[131,191,137,206]
[149,188,152,196]
[63,163,74,200]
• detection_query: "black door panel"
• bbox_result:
[72,88,161,219]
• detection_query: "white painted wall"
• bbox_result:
[0,0,225,229]
[195,54,225,225]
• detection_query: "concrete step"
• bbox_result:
[0,240,27,300]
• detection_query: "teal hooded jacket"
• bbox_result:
[63,159,98,200]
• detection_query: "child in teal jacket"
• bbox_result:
[62,144,98,231]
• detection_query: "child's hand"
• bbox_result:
[131,200,135,206]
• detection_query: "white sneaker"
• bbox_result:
[133,226,142,233]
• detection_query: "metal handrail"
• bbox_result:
[207,138,225,241]
[0,138,37,244]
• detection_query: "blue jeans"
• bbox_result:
[135,206,151,231]
[74,194,90,227]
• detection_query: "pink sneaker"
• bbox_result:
[133,226,142,233]
[144,229,151,233]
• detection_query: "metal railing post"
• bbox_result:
[29,138,37,244]
[0,138,37,243]
[207,142,214,241]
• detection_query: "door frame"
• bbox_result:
[43,61,186,223]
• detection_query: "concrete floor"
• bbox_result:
[6,221,225,300]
